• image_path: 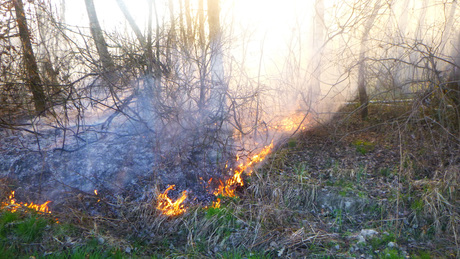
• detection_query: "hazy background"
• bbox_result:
[0,0,459,196]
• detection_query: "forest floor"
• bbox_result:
[0,103,458,258]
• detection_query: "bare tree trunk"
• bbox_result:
[60,0,66,23]
[146,0,154,75]
[415,0,427,40]
[184,0,192,43]
[357,0,382,120]
[440,0,457,54]
[178,0,187,47]
[446,5,460,122]
[36,3,59,95]
[198,0,207,110]
[84,0,115,74]
[13,0,47,114]
[153,0,162,79]
[411,0,427,83]
[207,0,226,117]
[208,0,220,42]
[115,0,146,47]
[167,0,176,68]
[448,32,460,108]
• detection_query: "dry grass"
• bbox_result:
[0,103,458,258]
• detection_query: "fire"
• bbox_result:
[94,190,100,202]
[1,191,51,214]
[273,113,307,132]
[212,142,274,207]
[156,185,188,216]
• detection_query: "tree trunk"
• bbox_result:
[178,0,187,47]
[84,0,115,74]
[415,0,427,40]
[36,3,59,94]
[153,0,162,78]
[184,0,193,43]
[115,0,146,47]
[167,0,175,68]
[357,0,381,120]
[198,0,207,110]
[207,0,226,117]
[440,0,457,54]
[146,0,154,75]
[13,0,47,114]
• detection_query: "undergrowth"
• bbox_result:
[0,103,458,258]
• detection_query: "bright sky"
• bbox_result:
[50,0,459,102]
[62,0,314,35]
[59,0,317,76]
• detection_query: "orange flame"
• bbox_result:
[212,141,274,208]
[1,191,51,214]
[273,113,307,132]
[157,185,187,216]
[94,190,100,202]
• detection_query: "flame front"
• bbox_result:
[273,113,307,132]
[155,114,302,212]
[212,142,274,207]
[157,185,187,216]
[1,191,51,214]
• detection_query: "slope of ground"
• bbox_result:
[0,103,458,258]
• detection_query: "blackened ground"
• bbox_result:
[0,119,234,211]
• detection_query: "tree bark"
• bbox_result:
[84,0,115,74]
[13,0,47,114]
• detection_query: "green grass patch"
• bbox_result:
[369,232,397,250]
[410,199,424,215]
[352,140,375,155]
[378,248,404,259]
[15,216,49,242]
[219,248,268,258]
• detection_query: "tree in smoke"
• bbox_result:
[13,0,47,114]
[114,0,146,47]
[310,0,324,108]
[357,0,382,120]
[84,0,115,76]
[448,32,460,111]
[207,0,226,119]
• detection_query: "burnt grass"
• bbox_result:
[0,103,459,258]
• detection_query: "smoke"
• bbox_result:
[2,0,460,206]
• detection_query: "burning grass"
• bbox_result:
[1,191,51,214]
[156,185,188,217]
[0,104,458,258]
[156,141,275,214]
[211,141,274,207]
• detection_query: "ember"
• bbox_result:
[1,191,51,214]
[94,190,100,202]
[156,185,188,216]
